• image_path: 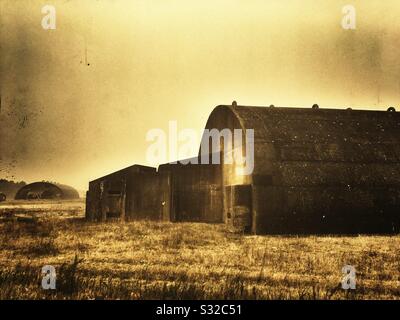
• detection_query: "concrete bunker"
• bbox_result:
[86,104,400,234]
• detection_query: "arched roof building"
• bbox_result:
[203,104,400,234]
[15,182,79,200]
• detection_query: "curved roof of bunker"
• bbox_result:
[203,104,400,185]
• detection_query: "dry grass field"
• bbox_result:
[0,200,399,300]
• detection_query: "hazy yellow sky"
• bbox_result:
[1,0,400,191]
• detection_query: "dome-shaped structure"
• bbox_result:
[15,182,79,200]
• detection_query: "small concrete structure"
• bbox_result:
[86,104,400,234]
[86,165,170,221]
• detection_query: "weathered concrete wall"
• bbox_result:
[159,160,223,223]
[86,161,219,223]
[125,170,171,221]
[202,107,253,231]
[86,168,127,221]
[207,105,400,234]
[85,165,162,221]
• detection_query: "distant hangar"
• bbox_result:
[15,182,79,200]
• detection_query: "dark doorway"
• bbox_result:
[225,184,252,232]
[107,190,122,218]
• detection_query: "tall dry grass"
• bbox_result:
[0,201,399,299]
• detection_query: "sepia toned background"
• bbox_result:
[1,0,400,192]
